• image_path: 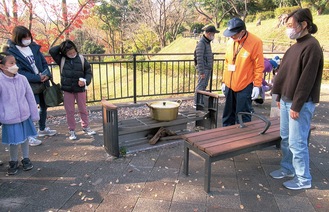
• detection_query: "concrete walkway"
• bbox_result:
[0,86,328,211]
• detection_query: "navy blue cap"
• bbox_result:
[223,17,246,37]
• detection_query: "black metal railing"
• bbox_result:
[46,52,283,104]
[46,53,226,104]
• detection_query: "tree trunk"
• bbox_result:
[62,0,69,39]
[3,0,11,26]
[12,0,18,24]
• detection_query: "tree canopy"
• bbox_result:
[0,0,327,54]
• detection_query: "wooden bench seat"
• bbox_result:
[182,113,282,193]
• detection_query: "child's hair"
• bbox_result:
[11,26,34,46]
[0,52,12,65]
[59,39,78,55]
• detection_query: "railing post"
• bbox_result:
[133,53,137,103]
[209,54,214,92]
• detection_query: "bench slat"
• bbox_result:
[183,119,265,140]
[205,131,281,156]
[187,122,279,146]
[182,117,281,158]
[195,124,280,151]
[183,118,279,140]
[183,118,280,146]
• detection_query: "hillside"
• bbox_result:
[158,15,329,61]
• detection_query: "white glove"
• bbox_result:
[221,83,226,93]
[251,87,260,100]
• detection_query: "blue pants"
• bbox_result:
[35,92,47,131]
[222,83,253,126]
[279,100,315,184]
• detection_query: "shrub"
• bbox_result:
[245,15,256,23]
[190,23,205,33]
[275,6,300,17]
[149,46,161,54]
[256,11,275,21]
[323,62,329,80]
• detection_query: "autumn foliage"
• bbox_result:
[0,0,95,54]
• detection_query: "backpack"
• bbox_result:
[60,54,85,72]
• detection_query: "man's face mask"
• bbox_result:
[232,30,245,42]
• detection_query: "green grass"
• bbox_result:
[159,15,329,62]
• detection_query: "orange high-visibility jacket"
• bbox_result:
[223,32,264,92]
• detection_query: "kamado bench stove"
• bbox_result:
[101,90,220,157]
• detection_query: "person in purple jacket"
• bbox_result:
[0,52,40,175]
[253,57,280,104]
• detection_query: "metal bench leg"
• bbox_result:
[183,142,189,175]
[204,156,211,193]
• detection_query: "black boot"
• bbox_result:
[21,158,33,171]
[7,161,18,175]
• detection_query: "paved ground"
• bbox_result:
[0,86,328,212]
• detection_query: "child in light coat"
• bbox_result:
[0,52,39,175]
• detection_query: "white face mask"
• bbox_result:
[232,31,245,42]
[67,54,77,59]
[7,64,19,74]
[22,39,31,46]
[209,35,215,41]
[286,26,303,40]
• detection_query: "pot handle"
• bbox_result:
[176,99,182,106]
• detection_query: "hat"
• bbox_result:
[204,25,219,33]
[272,56,280,65]
[269,56,280,69]
[223,17,246,37]
[269,59,278,69]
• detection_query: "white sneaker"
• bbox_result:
[28,136,42,146]
[82,127,96,135]
[69,131,77,140]
[38,127,57,137]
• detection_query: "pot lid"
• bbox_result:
[148,101,180,109]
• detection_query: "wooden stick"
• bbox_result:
[149,127,166,145]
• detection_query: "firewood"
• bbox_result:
[149,127,166,145]
[163,128,176,136]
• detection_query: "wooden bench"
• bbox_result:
[182,112,281,193]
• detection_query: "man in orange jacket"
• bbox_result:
[221,17,264,126]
